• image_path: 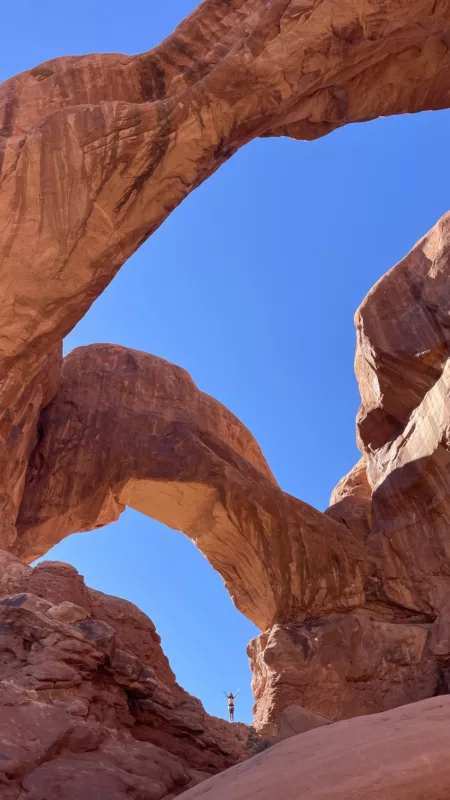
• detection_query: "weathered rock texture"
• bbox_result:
[355,213,450,616]
[249,211,450,732]
[326,457,372,541]
[0,550,249,799]
[3,0,450,775]
[0,348,62,554]
[179,696,450,800]
[2,0,450,558]
[248,611,438,732]
[15,344,366,632]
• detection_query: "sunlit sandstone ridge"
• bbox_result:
[252,210,450,731]
[3,0,450,795]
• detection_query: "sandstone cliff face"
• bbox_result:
[248,612,438,733]
[354,213,450,617]
[250,211,450,731]
[325,458,372,541]
[2,0,450,476]
[0,348,62,555]
[2,0,450,778]
[0,550,249,799]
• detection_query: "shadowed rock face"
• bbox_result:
[252,210,450,732]
[0,550,250,799]
[0,348,62,555]
[2,0,450,768]
[326,458,372,541]
[353,213,450,617]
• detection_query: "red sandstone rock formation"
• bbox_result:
[15,344,366,632]
[0,348,62,555]
[248,611,437,732]
[2,0,450,556]
[325,458,372,541]
[14,331,450,736]
[2,0,450,783]
[251,211,450,731]
[0,550,249,799]
[355,212,450,617]
[180,696,450,800]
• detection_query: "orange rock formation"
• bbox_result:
[2,0,450,795]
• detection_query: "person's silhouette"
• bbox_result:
[223,690,240,722]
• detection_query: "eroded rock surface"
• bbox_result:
[248,611,439,731]
[15,344,366,632]
[179,696,450,800]
[2,0,450,769]
[7,217,450,736]
[351,213,450,619]
[0,551,249,799]
[326,458,372,541]
[2,0,450,505]
[0,348,61,556]
[11,214,450,733]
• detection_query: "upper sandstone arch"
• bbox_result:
[2,0,450,560]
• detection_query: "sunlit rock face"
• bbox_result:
[2,0,450,470]
[15,344,367,633]
[2,0,450,771]
[354,213,450,617]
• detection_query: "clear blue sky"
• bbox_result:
[3,1,450,724]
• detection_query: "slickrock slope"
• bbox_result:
[179,696,450,800]
[15,344,366,632]
[0,550,249,799]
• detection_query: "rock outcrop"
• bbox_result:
[15,344,366,632]
[179,696,450,800]
[354,212,450,618]
[248,611,438,732]
[2,0,450,544]
[250,211,450,731]
[325,458,372,541]
[3,0,450,783]
[274,705,330,743]
[0,348,62,555]
[0,550,249,799]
